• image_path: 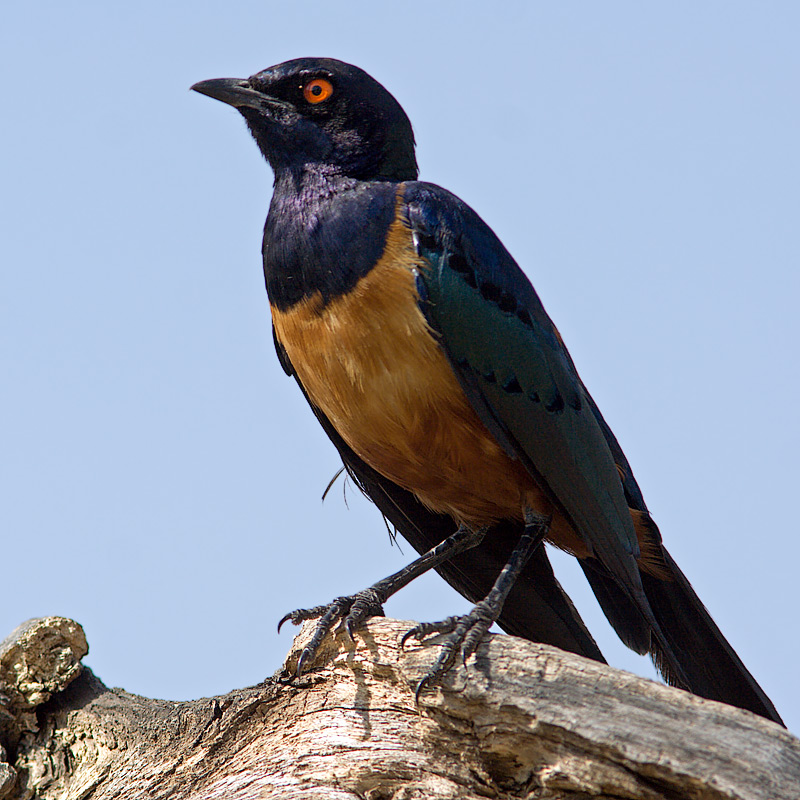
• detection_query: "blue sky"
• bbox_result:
[3,3,798,732]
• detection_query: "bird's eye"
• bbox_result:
[303,78,334,105]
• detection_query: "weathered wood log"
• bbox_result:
[0,616,797,799]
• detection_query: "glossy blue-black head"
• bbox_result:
[191,57,418,182]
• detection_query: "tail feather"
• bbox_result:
[642,548,783,724]
[580,559,650,655]
[582,551,783,725]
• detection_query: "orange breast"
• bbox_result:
[271,197,563,535]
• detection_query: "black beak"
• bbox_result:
[190,78,266,110]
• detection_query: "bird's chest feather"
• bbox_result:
[270,208,535,525]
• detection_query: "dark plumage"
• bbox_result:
[192,58,783,725]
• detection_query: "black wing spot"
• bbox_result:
[502,376,523,394]
[449,253,471,273]
[482,370,497,384]
[568,394,583,411]
[497,289,517,314]
[516,307,533,327]
[545,392,565,413]
[528,390,540,403]
[479,280,502,303]
[448,254,478,288]
[478,282,518,315]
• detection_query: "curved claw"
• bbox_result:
[277,603,335,635]
[401,616,459,649]
[413,641,460,702]
[414,673,433,704]
[296,646,313,676]
[277,612,293,633]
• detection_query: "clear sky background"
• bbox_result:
[3,3,798,732]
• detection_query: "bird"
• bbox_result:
[191,57,783,725]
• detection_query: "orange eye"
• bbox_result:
[303,78,334,104]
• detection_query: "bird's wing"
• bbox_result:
[403,182,644,596]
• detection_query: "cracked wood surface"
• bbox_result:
[0,616,797,799]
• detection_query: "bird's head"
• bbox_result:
[192,57,418,182]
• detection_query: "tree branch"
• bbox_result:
[0,616,796,799]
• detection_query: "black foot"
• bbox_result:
[401,599,496,700]
[401,510,550,700]
[277,525,489,677]
[278,589,385,675]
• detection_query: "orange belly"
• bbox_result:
[271,201,588,557]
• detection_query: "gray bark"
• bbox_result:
[0,616,797,799]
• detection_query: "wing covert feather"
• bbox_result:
[404,183,641,591]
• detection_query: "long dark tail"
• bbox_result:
[581,551,783,726]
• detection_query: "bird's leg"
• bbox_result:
[402,509,550,699]
[279,523,487,676]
